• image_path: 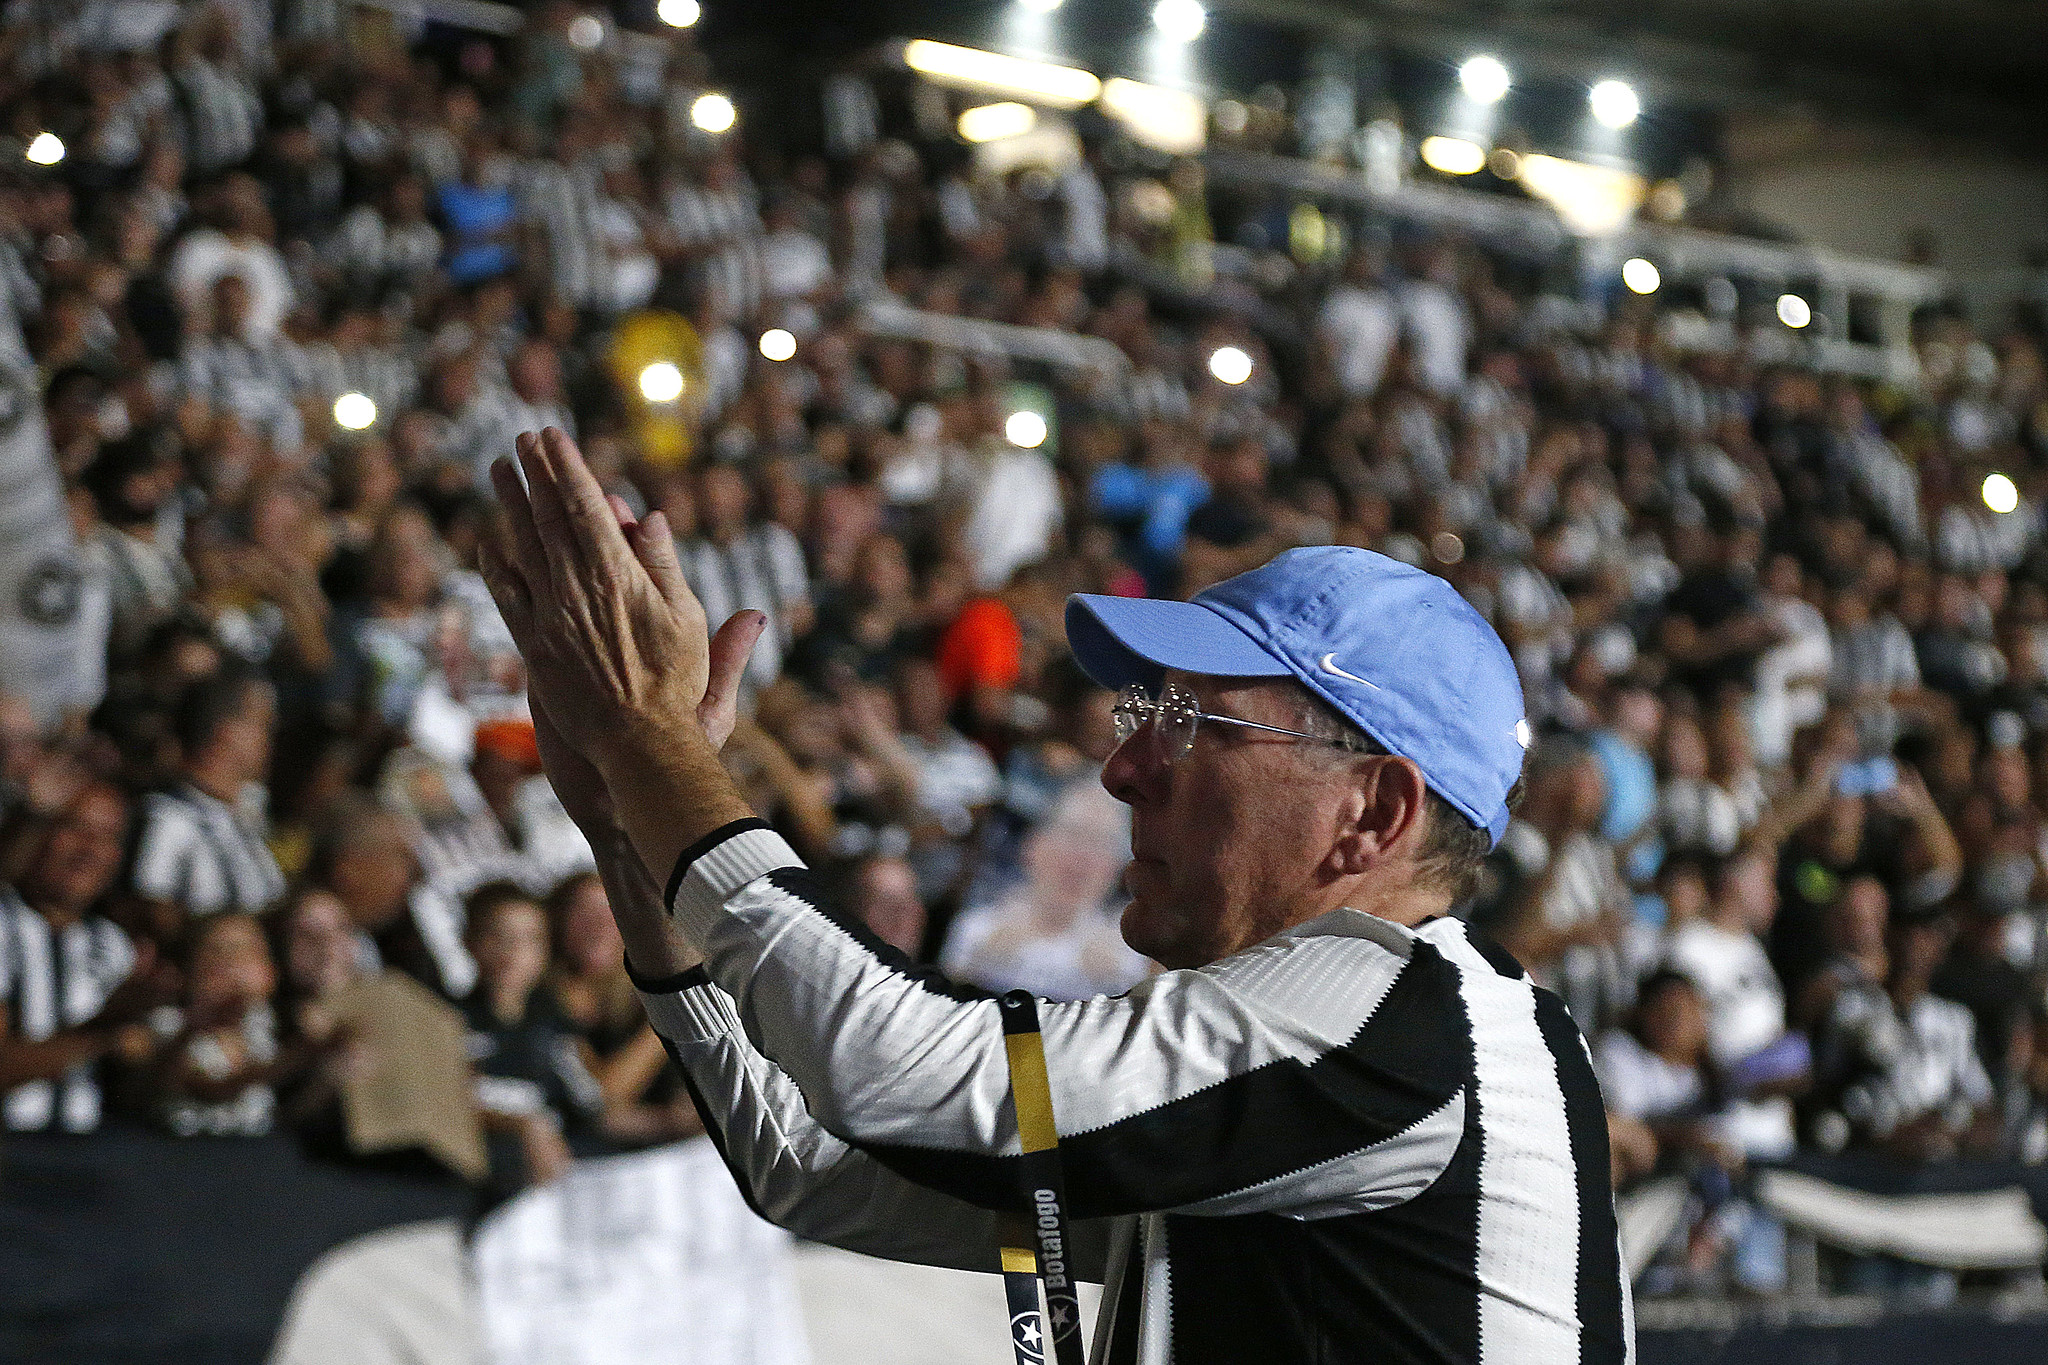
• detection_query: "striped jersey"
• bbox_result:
[627,820,1632,1365]
[0,887,135,1132]
[131,783,286,917]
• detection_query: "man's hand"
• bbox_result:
[481,426,764,890]
[517,491,766,840]
[482,428,709,767]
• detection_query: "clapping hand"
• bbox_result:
[480,427,765,851]
[481,428,711,769]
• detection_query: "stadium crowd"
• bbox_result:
[6,0,2048,1309]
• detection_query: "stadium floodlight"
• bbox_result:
[1152,0,1205,43]
[1006,410,1049,449]
[333,392,377,431]
[1419,136,1486,175]
[1621,258,1661,295]
[1208,346,1253,385]
[639,362,685,403]
[691,93,737,133]
[657,0,700,27]
[1776,293,1812,328]
[25,132,63,166]
[901,41,1101,108]
[759,329,797,362]
[957,102,1038,143]
[1588,79,1640,129]
[1459,55,1510,105]
[566,14,604,49]
[1984,473,2020,515]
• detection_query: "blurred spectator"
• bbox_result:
[545,872,702,1149]
[942,784,1147,1000]
[846,854,926,958]
[1596,970,1757,1293]
[872,658,999,904]
[307,794,474,999]
[130,661,285,932]
[1815,910,1995,1162]
[1486,736,1629,1029]
[1319,247,1399,400]
[679,460,813,696]
[78,431,191,663]
[1664,845,1804,1166]
[1,782,162,1132]
[148,910,312,1136]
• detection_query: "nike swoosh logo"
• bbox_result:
[1319,653,1381,689]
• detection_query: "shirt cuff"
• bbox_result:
[666,821,804,926]
[638,975,744,1044]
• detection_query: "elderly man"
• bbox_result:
[483,429,1628,1365]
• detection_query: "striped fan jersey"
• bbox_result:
[619,819,1632,1365]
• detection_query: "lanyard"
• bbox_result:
[998,990,1086,1365]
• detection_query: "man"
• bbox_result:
[482,428,1629,1364]
[306,794,475,1001]
[130,663,286,934]
[1,782,160,1132]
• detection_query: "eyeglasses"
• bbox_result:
[1111,682,1372,766]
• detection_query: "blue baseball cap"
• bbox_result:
[1066,546,1529,846]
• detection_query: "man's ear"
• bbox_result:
[1327,755,1429,878]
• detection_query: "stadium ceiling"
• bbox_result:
[1212,0,2048,149]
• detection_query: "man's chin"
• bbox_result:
[1120,896,1196,971]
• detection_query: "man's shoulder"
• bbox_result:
[138,786,204,830]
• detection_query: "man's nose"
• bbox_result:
[1101,729,1162,806]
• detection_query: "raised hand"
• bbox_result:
[480,428,709,767]
[483,428,767,858]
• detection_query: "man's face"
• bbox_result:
[1103,672,1358,970]
[26,787,127,912]
[211,683,275,785]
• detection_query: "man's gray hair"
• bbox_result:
[1279,681,1507,904]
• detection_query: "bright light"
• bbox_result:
[24,132,63,166]
[1517,154,1646,236]
[1419,136,1487,176]
[566,14,603,49]
[1459,55,1511,105]
[1208,346,1253,385]
[758,328,796,362]
[656,0,700,26]
[1019,0,1063,11]
[1151,0,1205,43]
[639,362,685,403]
[956,102,1038,144]
[1589,79,1640,129]
[1776,293,1812,328]
[1006,410,1048,449]
[1984,473,2020,515]
[1100,79,1206,156]
[690,93,737,134]
[332,392,377,431]
[1621,258,1661,294]
[901,40,1101,108]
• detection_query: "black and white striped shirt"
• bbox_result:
[131,783,286,917]
[677,527,810,695]
[629,821,1632,1365]
[1,887,136,1132]
[664,180,763,319]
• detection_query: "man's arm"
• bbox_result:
[587,827,1101,1275]
[0,942,161,1090]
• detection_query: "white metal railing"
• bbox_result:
[857,300,1130,373]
